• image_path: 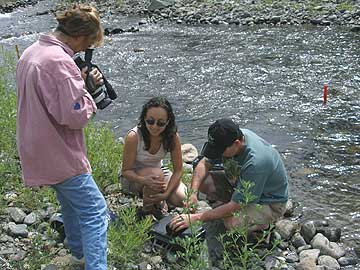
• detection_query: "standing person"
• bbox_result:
[170,118,289,234]
[121,97,187,218]
[16,4,107,270]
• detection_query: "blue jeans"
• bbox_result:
[52,173,108,270]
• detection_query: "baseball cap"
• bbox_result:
[202,118,242,159]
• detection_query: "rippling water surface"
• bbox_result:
[1,0,359,259]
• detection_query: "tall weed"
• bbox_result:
[85,121,123,191]
[107,207,153,267]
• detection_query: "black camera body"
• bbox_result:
[74,49,117,110]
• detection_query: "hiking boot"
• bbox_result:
[138,201,169,221]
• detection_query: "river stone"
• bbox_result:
[181,143,198,163]
[297,244,312,253]
[295,258,317,270]
[291,232,307,248]
[8,222,28,238]
[310,233,345,259]
[24,212,37,225]
[337,256,358,266]
[318,255,340,269]
[285,251,299,263]
[275,219,298,240]
[300,220,316,243]
[316,227,341,242]
[10,249,26,262]
[148,0,175,12]
[299,249,320,263]
[8,207,26,223]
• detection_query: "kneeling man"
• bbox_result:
[170,118,289,233]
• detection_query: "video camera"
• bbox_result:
[74,48,117,110]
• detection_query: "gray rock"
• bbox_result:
[181,143,198,163]
[138,19,147,25]
[337,256,358,266]
[10,249,26,262]
[8,222,28,238]
[297,244,312,253]
[8,207,26,223]
[275,219,298,240]
[285,252,299,263]
[24,212,37,225]
[316,227,341,242]
[299,249,320,263]
[291,232,307,248]
[295,258,317,270]
[311,233,345,259]
[138,261,150,270]
[264,255,282,270]
[300,221,316,243]
[318,255,340,269]
[148,0,175,12]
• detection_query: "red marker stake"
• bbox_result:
[323,83,328,105]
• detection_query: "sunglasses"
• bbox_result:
[145,119,168,128]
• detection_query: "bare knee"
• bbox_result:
[198,175,216,195]
[136,167,164,180]
[224,216,239,230]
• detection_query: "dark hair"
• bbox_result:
[138,97,177,152]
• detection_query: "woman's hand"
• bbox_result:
[144,175,167,193]
[81,66,104,87]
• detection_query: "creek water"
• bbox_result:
[1,0,359,258]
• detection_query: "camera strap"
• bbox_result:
[84,49,97,93]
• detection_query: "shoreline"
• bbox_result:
[1,0,360,31]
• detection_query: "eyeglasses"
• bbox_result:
[145,119,168,128]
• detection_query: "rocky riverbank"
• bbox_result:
[1,0,360,31]
[1,185,359,270]
[104,0,360,30]
[1,144,359,270]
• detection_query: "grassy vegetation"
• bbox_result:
[0,46,282,269]
[108,207,153,267]
[336,1,356,12]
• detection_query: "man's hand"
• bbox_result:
[184,192,198,213]
[169,214,192,232]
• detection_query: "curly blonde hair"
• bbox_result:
[56,4,103,47]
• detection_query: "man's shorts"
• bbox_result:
[203,170,287,226]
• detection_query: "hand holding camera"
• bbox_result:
[74,48,117,110]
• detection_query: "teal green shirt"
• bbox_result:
[231,129,289,204]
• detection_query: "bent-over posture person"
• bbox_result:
[16,4,108,270]
[170,118,289,235]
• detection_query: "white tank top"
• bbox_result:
[129,126,167,169]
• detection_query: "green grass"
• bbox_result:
[336,1,355,12]
[85,121,123,191]
[107,207,153,267]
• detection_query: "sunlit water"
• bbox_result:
[1,0,359,259]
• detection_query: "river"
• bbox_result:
[0,0,359,261]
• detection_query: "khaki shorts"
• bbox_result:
[204,170,287,226]
[119,166,172,197]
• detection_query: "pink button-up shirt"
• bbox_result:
[16,34,97,187]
